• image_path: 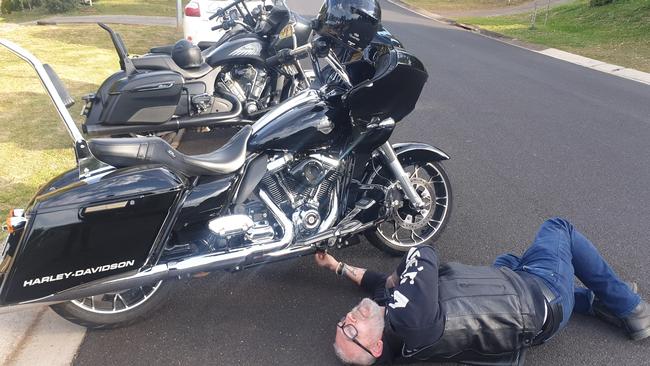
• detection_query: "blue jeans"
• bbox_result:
[494,218,641,332]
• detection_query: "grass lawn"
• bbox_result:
[404,0,529,13]
[0,23,180,239]
[460,0,650,72]
[0,0,180,23]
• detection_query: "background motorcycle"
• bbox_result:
[82,0,313,141]
[0,34,452,329]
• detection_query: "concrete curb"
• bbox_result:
[0,307,86,366]
[387,0,650,86]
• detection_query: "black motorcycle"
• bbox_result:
[82,0,314,138]
[0,20,452,328]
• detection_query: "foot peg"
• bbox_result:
[339,198,376,225]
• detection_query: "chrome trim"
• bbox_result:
[208,215,255,237]
[267,153,293,174]
[229,43,262,57]
[368,118,396,130]
[252,89,321,134]
[325,51,352,88]
[84,201,129,214]
[318,189,338,233]
[309,153,340,169]
[135,81,175,92]
[170,189,293,273]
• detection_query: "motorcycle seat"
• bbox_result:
[149,41,217,55]
[89,126,252,176]
[132,54,213,80]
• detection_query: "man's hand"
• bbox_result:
[315,251,339,272]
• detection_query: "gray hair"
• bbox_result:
[333,298,385,365]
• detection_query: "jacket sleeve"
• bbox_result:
[361,270,388,294]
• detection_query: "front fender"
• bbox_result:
[362,142,450,183]
[392,142,450,161]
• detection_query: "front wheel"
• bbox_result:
[50,280,174,329]
[366,160,452,256]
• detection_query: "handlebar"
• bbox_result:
[265,44,313,68]
[213,18,233,31]
[208,9,222,20]
[208,0,245,20]
[211,23,226,31]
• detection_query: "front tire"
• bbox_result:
[366,159,452,256]
[50,280,174,330]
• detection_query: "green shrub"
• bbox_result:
[1,0,45,13]
[590,0,614,6]
[43,0,76,13]
[1,0,13,14]
[0,0,23,13]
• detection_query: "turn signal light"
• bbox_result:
[184,2,201,17]
[3,209,26,234]
[5,217,15,234]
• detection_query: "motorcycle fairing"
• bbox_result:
[0,165,187,305]
[346,49,428,124]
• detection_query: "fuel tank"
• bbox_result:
[247,90,336,152]
[0,166,186,305]
[204,35,266,68]
[271,13,312,52]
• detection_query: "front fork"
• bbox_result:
[377,142,427,209]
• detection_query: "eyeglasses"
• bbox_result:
[337,317,375,358]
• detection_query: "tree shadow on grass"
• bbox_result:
[0,78,100,151]
[27,24,181,55]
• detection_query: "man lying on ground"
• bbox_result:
[315,218,649,365]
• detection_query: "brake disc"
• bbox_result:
[391,177,435,230]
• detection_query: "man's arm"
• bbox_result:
[314,251,366,284]
[314,251,398,289]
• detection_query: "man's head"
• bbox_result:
[334,298,385,365]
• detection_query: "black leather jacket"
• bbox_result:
[397,262,546,366]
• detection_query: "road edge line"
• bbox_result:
[385,0,650,86]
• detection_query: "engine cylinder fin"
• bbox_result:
[261,174,286,204]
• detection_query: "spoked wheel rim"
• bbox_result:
[70,281,163,314]
[376,162,450,250]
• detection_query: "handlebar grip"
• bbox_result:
[211,24,225,31]
[209,8,224,20]
[265,48,294,68]
[265,54,283,68]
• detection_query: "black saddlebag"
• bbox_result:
[86,70,184,126]
[0,166,186,305]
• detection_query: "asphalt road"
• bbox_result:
[75,1,650,365]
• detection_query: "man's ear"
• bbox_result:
[370,339,383,359]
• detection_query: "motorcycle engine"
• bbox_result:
[261,155,340,239]
[220,64,268,115]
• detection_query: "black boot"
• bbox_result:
[592,283,650,341]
